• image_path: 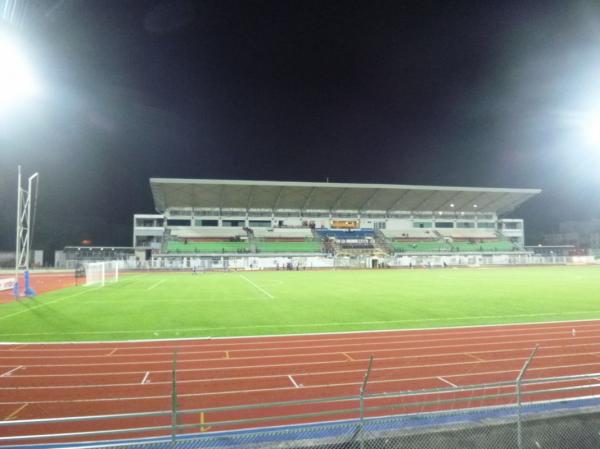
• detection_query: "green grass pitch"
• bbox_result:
[1,266,600,342]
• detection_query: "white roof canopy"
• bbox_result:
[150,179,541,216]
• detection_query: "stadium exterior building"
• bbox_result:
[542,219,600,254]
[132,179,541,269]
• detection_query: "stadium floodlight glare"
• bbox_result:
[582,112,600,146]
[0,36,40,109]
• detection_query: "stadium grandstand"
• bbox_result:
[132,178,540,269]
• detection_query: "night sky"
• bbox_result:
[2,0,600,257]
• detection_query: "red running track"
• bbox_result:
[2,319,600,444]
[0,272,78,304]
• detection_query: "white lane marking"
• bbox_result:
[0,328,594,363]
[1,336,600,372]
[239,275,274,299]
[0,351,524,381]
[288,375,300,388]
[141,371,150,384]
[2,367,594,406]
[0,366,517,404]
[0,287,101,322]
[9,344,27,351]
[1,366,22,377]
[466,353,485,362]
[437,376,458,388]
[1,319,599,351]
[2,353,600,392]
[146,279,166,291]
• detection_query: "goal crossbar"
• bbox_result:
[85,261,119,287]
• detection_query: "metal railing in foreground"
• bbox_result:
[3,358,600,448]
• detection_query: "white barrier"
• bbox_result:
[0,277,16,291]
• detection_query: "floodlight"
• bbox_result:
[582,113,600,146]
[0,36,40,108]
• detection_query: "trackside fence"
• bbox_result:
[3,350,600,448]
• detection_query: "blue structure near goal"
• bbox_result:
[12,279,19,299]
[12,271,36,299]
[23,270,36,297]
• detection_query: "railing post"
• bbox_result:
[359,356,374,449]
[171,350,178,447]
[516,345,538,449]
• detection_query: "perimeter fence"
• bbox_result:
[3,348,600,448]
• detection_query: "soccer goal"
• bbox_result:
[85,261,119,286]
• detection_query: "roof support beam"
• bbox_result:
[301,187,317,211]
[149,179,540,216]
[432,190,464,213]
[477,192,510,213]
[359,189,381,211]
[452,192,481,212]
[410,190,439,212]
[272,186,286,211]
[386,190,412,212]
[218,185,225,216]
[246,185,256,210]
[331,188,349,211]
[454,191,489,214]
[499,194,535,216]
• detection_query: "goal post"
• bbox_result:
[85,261,119,286]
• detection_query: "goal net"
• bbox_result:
[85,261,119,286]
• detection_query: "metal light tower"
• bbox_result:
[14,165,39,297]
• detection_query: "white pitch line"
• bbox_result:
[1,366,22,377]
[0,287,101,322]
[437,376,458,388]
[141,371,150,384]
[288,375,300,388]
[146,279,166,291]
[5,311,600,338]
[239,275,274,299]
[0,319,597,352]
[2,315,600,345]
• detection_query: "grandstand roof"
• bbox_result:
[150,179,541,215]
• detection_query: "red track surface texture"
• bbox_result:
[2,320,600,444]
[0,273,77,303]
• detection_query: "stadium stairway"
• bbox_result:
[246,228,257,253]
[373,229,394,255]
[496,230,523,251]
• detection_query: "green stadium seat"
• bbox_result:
[391,239,516,253]
[255,241,322,253]
[167,241,249,253]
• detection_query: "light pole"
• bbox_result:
[1,33,42,298]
